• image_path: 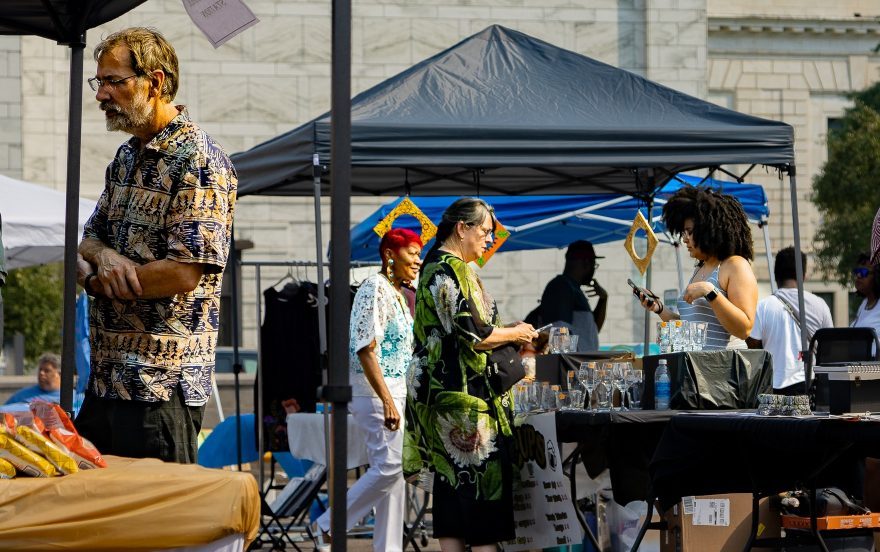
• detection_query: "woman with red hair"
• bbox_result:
[312,227,422,551]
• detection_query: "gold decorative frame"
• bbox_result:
[475,220,510,268]
[372,197,437,245]
[624,211,658,275]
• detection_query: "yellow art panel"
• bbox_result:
[372,197,437,245]
[624,211,658,275]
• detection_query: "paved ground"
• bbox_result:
[248,530,444,551]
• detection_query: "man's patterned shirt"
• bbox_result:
[83,107,237,406]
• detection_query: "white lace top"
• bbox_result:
[349,273,413,398]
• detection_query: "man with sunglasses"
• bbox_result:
[746,247,833,395]
[75,27,237,463]
[529,240,607,352]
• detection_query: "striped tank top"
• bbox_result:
[676,264,730,350]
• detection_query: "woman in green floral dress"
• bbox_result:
[403,198,537,551]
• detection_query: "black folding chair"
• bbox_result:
[250,463,327,551]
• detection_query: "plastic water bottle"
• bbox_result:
[655,359,670,410]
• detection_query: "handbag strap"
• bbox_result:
[773,292,804,334]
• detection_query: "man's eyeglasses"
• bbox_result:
[87,74,138,92]
[853,267,872,279]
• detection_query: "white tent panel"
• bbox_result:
[1,173,96,270]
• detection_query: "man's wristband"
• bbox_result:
[84,273,98,295]
[655,300,664,315]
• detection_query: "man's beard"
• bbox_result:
[100,91,153,133]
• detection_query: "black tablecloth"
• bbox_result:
[649,413,880,510]
[555,409,677,504]
[536,352,630,385]
[642,350,772,410]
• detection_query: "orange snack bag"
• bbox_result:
[30,400,106,469]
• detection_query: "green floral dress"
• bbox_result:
[403,249,517,542]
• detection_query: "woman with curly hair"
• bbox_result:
[403,197,537,551]
[635,185,758,349]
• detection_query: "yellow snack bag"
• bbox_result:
[0,458,15,479]
[15,425,79,475]
[0,433,56,477]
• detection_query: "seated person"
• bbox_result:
[5,352,62,405]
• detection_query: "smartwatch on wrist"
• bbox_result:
[705,287,719,302]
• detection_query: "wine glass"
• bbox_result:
[577,362,597,411]
[611,362,629,411]
[596,363,614,411]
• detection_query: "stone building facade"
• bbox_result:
[1,0,878,348]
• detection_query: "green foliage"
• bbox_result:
[847,81,880,113]
[811,99,880,286]
[2,263,64,369]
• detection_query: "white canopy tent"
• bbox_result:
[0,173,95,270]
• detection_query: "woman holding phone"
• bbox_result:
[633,186,758,350]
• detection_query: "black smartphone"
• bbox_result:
[627,278,658,301]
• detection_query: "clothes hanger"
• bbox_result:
[269,266,294,289]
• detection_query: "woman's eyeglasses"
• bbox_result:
[853,267,871,279]
[466,223,494,241]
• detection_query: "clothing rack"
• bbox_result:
[231,258,380,511]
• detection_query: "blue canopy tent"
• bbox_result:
[350,174,775,294]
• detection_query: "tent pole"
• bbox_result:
[786,167,810,394]
[313,155,327,356]
[60,37,86,414]
[327,0,352,548]
[762,220,776,293]
[313,155,332,473]
[644,201,653,356]
[229,231,243,470]
[255,267,264,487]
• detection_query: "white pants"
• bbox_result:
[316,396,406,552]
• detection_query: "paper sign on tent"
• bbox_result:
[182,0,259,48]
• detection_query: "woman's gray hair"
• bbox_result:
[431,197,496,252]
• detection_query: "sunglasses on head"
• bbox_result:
[853,267,871,279]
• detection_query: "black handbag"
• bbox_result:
[487,343,525,393]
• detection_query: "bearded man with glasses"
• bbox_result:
[75,27,237,463]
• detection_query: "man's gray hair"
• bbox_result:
[38,352,61,371]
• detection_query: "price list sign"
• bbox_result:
[504,412,583,551]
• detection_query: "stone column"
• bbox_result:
[645,0,708,98]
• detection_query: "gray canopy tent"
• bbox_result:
[0,1,150,414]
[232,23,804,546]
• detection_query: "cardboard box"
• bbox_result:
[660,494,780,552]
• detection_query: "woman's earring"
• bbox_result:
[387,259,395,279]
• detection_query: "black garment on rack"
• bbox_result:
[257,281,322,452]
[256,280,360,452]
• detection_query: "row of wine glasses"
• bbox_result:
[565,361,644,411]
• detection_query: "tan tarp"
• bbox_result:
[0,456,260,551]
